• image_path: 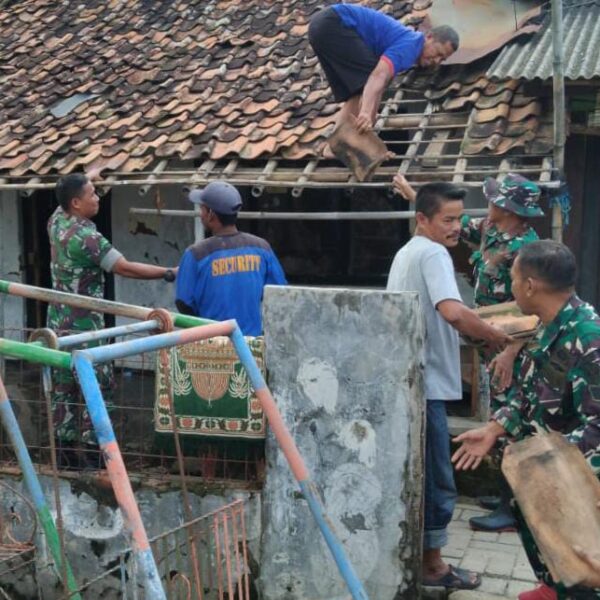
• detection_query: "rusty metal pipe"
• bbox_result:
[0,280,214,330]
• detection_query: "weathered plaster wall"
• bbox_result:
[259,286,426,600]
[111,184,194,320]
[0,191,25,338]
[0,474,261,599]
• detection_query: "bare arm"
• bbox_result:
[356,59,392,133]
[392,173,417,202]
[437,299,512,351]
[112,257,176,280]
[489,340,526,392]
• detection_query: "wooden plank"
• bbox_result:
[421,130,452,168]
[502,432,600,588]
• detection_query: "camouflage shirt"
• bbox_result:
[493,295,600,476]
[460,216,539,306]
[46,207,122,332]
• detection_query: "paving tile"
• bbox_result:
[507,579,537,596]
[442,545,466,560]
[495,532,522,546]
[484,553,517,577]
[478,576,509,595]
[472,532,500,543]
[459,508,488,521]
[459,549,489,572]
[449,591,507,600]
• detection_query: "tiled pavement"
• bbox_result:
[432,499,538,599]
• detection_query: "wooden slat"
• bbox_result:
[421,130,452,168]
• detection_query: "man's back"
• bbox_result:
[387,235,462,400]
[332,3,424,75]
[176,231,287,336]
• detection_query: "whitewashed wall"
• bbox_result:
[0,190,25,338]
[111,184,195,320]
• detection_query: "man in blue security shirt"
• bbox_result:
[175,181,287,335]
[309,4,459,133]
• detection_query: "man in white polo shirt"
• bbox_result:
[387,181,511,589]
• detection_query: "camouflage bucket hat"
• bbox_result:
[483,173,544,217]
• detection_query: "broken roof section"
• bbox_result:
[0,0,556,190]
[427,0,542,65]
[488,0,600,80]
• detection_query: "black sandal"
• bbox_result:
[423,564,482,589]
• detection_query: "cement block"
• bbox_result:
[259,286,425,600]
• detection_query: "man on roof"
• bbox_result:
[308,4,459,134]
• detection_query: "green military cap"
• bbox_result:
[483,173,544,218]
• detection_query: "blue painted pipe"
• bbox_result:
[72,354,166,600]
[57,320,160,349]
[229,326,370,600]
[81,321,236,364]
[299,480,369,599]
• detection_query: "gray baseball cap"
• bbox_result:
[188,181,242,215]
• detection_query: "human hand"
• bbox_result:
[489,348,516,393]
[86,167,103,181]
[392,174,416,201]
[452,423,504,470]
[354,112,373,133]
[487,328,513,354]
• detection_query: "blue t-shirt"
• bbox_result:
[176,232,287,336]
[333,4,424,76]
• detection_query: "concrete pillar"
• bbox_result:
[260,286,425,600]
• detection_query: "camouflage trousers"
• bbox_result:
[51,359,115,446]
[514,503,600,599]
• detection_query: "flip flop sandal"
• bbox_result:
[423,564,482,590]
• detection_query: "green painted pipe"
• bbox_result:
[0,375,81,598]
[38,507,81,597]
[0,338,71,370]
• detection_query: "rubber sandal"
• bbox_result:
[423,564,482,590]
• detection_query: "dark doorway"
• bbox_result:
[565,135,600,309]
[21,188,114,329]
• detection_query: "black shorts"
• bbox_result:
[308,6,380,103]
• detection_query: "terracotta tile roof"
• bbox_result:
[0,0,555,189]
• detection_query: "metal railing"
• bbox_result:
[61,500,251,600]
[0,280,370,600]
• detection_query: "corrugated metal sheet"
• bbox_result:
[487,3,600,80]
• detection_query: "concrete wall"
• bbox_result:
[0,191,25,338]
[111,184,194,321]
[0,474,261,599]
[259,286,426,600]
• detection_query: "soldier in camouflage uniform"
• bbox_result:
[453,240,600,600]
[459,173,543,307]
[48,173,176,463]
[393,172,544,307]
